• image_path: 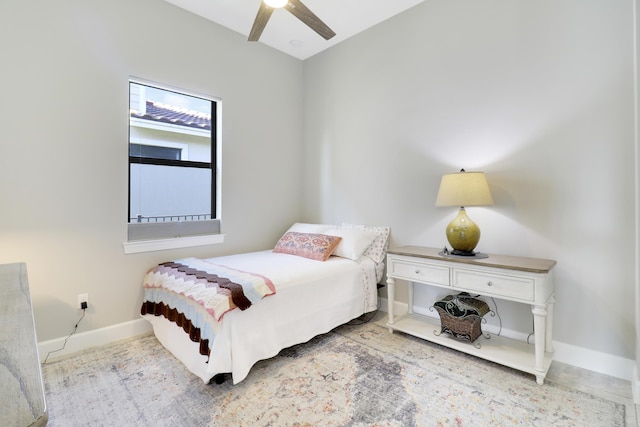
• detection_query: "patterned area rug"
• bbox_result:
[42,320,625,426]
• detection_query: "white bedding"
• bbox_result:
[142,250,378,384]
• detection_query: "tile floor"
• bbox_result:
[546,360,638,426]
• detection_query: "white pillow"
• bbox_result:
[325,228,378,260]
[286,223,335,234]
[340,223,390,263]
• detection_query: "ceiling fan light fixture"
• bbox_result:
[249,0,336,42]
[264,0,288,8]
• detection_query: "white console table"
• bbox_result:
[386,246,556,384]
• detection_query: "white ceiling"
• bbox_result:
[164,0,425,60]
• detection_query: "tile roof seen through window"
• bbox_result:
[130,101,211,130]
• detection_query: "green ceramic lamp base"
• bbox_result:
[445,207,481,255]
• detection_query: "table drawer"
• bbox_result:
[389,259,450,286]
[452,269,534,301]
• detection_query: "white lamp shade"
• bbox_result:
[264,0,288,7]
[435,171,493,207]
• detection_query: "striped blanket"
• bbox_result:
[141,257,276,321]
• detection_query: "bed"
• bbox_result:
[140,223,390,384]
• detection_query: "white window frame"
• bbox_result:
[123,78,224,254]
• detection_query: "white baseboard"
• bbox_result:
[38,318,152,363]
[379,297,636,382]
[552,341,635,382]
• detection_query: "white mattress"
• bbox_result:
[142,250,378,384]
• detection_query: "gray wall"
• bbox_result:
[0,0,304,341]
[302,0,637,362]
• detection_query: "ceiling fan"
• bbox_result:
[248,0,336,42]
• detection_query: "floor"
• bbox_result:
[545,361,639,426]
[372,312,640,426]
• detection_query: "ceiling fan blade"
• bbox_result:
[248,2,274,41]
[286,0,336,40]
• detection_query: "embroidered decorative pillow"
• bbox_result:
[273,232,342,261]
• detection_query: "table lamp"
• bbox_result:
[435,169,493,256]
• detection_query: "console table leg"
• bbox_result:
[387,277,396,332]
[546,295,555,353]
[407,281,414,315]
[532,305,548,375]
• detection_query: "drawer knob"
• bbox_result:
[415,269,421,274]
[487,281,493,286]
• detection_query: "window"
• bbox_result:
[126,80,221,248]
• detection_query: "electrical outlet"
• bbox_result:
[77,293,89,310]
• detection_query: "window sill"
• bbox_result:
[123,234,225,254]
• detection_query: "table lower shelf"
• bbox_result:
[387,313,553,384]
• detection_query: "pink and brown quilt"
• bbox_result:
[141,257,276,357]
